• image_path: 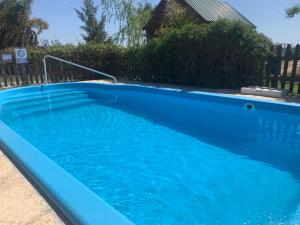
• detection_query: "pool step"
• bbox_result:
[3,89,74,102]
[3,92,90,111]
[3,90,89,106]
[1,90,119,119]
[8,98,97,119]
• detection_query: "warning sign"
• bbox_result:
[14,48,28,64]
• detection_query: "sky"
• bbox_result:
[32,0,300,45]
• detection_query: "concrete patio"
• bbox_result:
[0,150,64,225]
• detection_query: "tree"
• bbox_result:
[286,4,300,17]
[75,0,107,43]
[116,1,153,47]
[101,0,153,47]
[0,0,48,49]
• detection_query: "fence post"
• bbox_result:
[271,45,282,88]
[289,44,300,94]
[266,46,274,87]
[20,64,28,86]
[281,45,292,89]
[0,65,5,88]
[60,62,65,82]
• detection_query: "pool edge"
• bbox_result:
[0,121,134,225]
[1,82,300,225]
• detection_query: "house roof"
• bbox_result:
[184,0,255,27]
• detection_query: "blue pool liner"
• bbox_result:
[0,121,133,225]
[1,82,300,225]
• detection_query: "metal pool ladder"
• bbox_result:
[43,55,117,84]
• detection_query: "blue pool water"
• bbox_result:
[1,86,300,225]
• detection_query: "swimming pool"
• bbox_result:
[1,82,300,225]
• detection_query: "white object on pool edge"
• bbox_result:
[241,86,287,98]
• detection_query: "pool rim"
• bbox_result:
[0,82,300,225]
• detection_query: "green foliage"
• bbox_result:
[0,0,48,49]
[286,4,300,18]
[139,19,272,88]
[22,20,271,89]
[101,0,153,47]
[28,42,124,77]
[75,0,107,43]
[119,2,152,47]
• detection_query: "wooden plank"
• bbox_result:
[60,62,64,82]
[39,64,44,83]
[3,76,8,87]
[61,73,66,82]
[0,66,6,77]
[9,77,14,86]
[32,66,38,84]
[281,45,292,89]
[35,74,39,84]
[16,76,20,86]
[7,64,12,75]
[40,73,44,83]
[66,72,71,81]
[52,73,57,83]
[29,73,34,84]
[271,45,282,88]
[289,44,300,94]
[11,64,17,76]
[18,64,28,86]
[265,46,274,87]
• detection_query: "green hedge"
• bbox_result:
[28,43,124,76]
[2,19,272,89]
[138,20,272,88]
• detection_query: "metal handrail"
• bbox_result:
[43,55,117,84]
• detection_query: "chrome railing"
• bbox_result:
[43,55,117,84]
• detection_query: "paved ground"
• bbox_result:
[0,150,64,225]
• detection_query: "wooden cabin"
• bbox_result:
[144,0,255,39]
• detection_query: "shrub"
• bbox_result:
[1,19,272,89]
[28,43,124,76]
[139,19,272,88]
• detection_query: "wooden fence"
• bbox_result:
[266,44,300,95]
[0,61,100,89]
[0,44,300,95]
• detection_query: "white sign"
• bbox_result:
[14,48,28,64]
[1,54,13,62]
